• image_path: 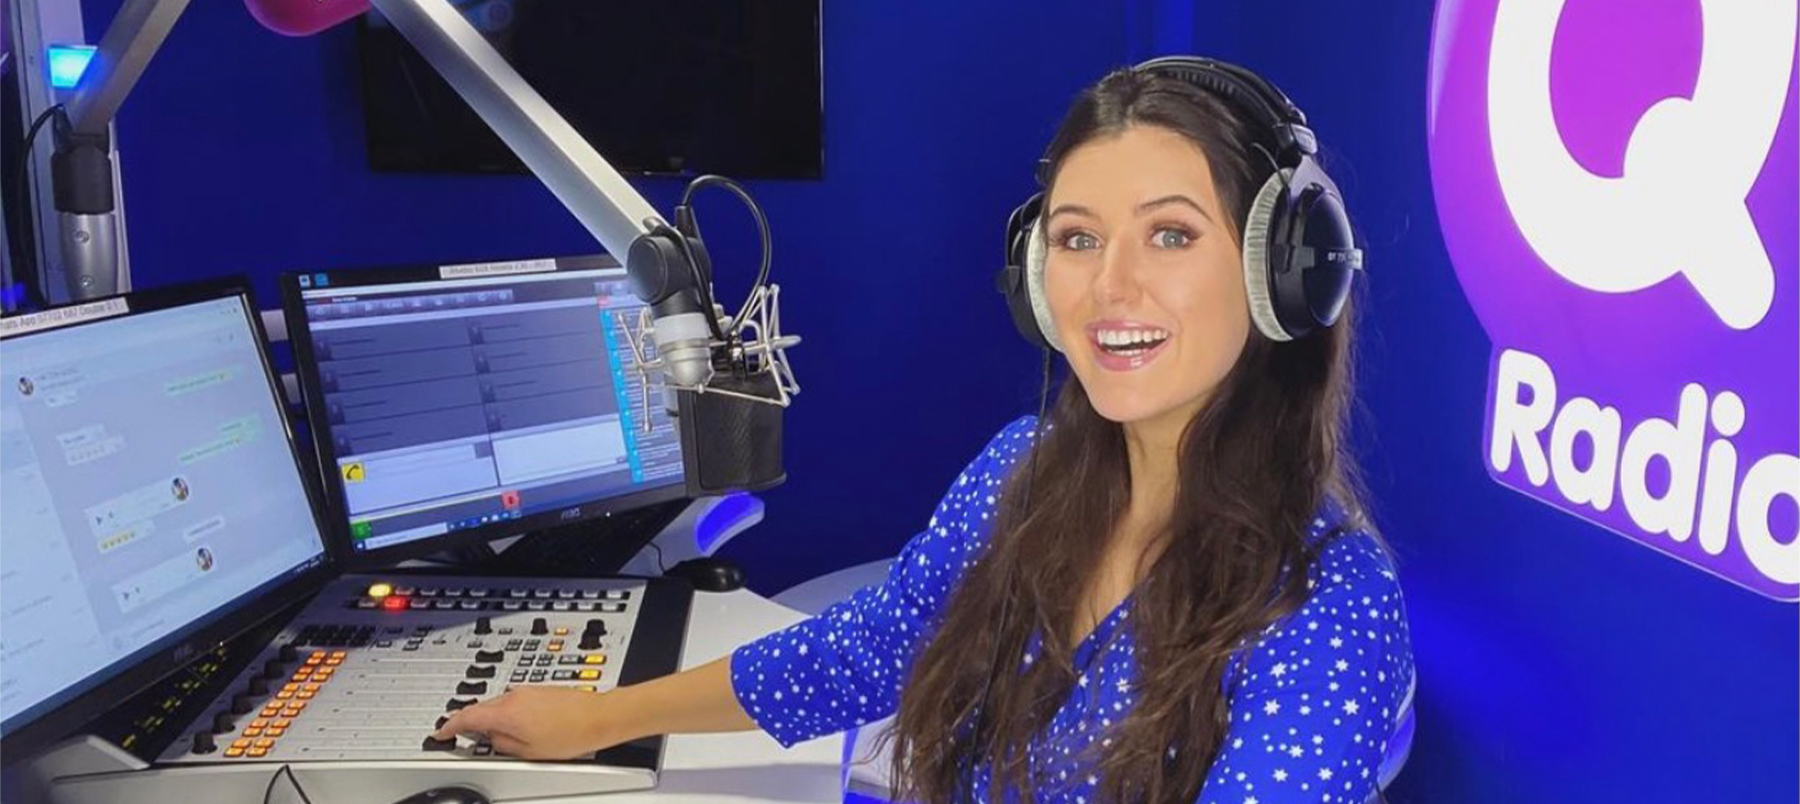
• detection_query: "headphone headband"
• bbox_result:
[1131,56,1318,167]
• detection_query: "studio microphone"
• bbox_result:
[619,177,801,496]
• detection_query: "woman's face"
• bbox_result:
[1042,124,1251,430]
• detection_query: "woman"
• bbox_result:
[435,59,1415,804]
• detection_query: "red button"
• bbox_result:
[383,596,408,610]
[501,490,520,509]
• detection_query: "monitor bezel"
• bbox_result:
[278,255,690,572]
[0,277,339,764]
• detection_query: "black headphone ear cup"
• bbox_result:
[1241,168,1295,342]
[1023,217,1065,353]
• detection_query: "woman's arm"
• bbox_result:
[1195,531,1415,804]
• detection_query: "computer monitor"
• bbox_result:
[0,280,334,760]
[281,254,687,568]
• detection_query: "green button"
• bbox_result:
[351,521,372,541]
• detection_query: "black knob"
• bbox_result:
[262,659,286,680]
[436,715,450,731]
[247,677,270,696]
[578,637,602,651]
[530,618,549,636]
[278,643,300,662]
[212,712,236,734]
[445,697,476,712]
[457,681,488,696]
[423,735,457,751]
[474,649,504,664]
[230,694,255,715]
[192,731,217,754]
[466,665,496,679]
[474,617,492,635]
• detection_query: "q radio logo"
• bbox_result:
[1428,0,1799,600]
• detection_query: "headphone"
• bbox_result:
[997,56,1365,350]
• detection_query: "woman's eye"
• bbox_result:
[1056,231,1101,251]
[1153,227,1195,249]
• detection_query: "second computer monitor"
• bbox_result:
[282,255,686,566]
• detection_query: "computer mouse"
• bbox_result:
[665,557,746,593]
[388,785,491,804]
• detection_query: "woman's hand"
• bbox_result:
[431,686,641,760]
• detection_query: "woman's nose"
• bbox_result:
[1092,238,1142,306]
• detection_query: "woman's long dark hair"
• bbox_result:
[885,67,1370,804]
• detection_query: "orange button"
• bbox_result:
[282,683,300,692]
[231,738,251,749]
[225,747,246,758]
[554,627,570,636]
[261,707,281,718]
[310,650,327,659]
[302,683,321,692]
[247,747,268,758]
[547,641,563,652]
[297,691,315,700]
[254,738,275,748]
[250,719,269,728]
[243,727,263,737]
[287,701,308,711]
[290,672,310,682]
[275,691,294,700]
[330,650,347,659]
[273,719,291,728]
[267,727,287,737]
[325,658,344,666]
[305,656,322,665]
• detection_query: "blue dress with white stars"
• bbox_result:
[730,417,1415,804]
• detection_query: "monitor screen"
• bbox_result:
[0,290,330,740]
[285,255,686,564]
[358,0,824,178]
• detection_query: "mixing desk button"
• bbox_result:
[248,747,269,758]
[376,640,394,648]
[546,641,564,652]
[466,665,497,679]
[584,655,607,665]
[423,735,459,751]
[504,640,523,651]
[509,588,529,598]
[536,657,553,667]
[409,600,430,610]
[443,588,464,597]
[457,681,488,696]
[527,601,549,611]
[497,626,515,634]
[357,599,379,609]
[510,671,528,683]
[500,601,524,611]
[445,698,476,712]
[554,627,570,636]
[600,603,627,613]
[382,597,408,611]
[394,586,416,596]
[528,671,547,682]
[530,618,549,636]
[261,706,281,718]
[559,656,581,665]
[459,601,481,611]
[557,589,578,599]
[578,685,597,692]
[474,744,493,756]
[192,732,217,755]
[419,588,440,597]
[267,726,287,737]
[552,602,573,612]
[474,617,493,635]
[436,716,450,731]
[244,727,263,737]
[578,670,601,681]
[575,602,599,612]
[432,600,456,610]
[225,747,245,758]
[254,738,275,749]
[551,671,575,681]
[580,590,601,600]
[469,588,490,598]
[578,636,601,651]
[604,590,631,601]
[474,649,505,663]
[532,590,552,599]
[369,583,394,598]
[230,738,250,750]
[250,718,269,729]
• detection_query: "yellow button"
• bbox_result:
[577,685,597,692]
[243,727,263,737]
[367,582,393,598]
[583,654,605,665]
[578,669,600,680]
[254,738,275,749]
[248,747,269,758]
[554,627,569,636]
[231,738,251,749]
[225,747,246,758]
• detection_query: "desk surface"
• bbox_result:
[546,589,844,804]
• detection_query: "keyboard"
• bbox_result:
[493,499,690,577]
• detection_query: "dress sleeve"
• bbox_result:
[728,417,1038,747]
[1195,531,1416,804]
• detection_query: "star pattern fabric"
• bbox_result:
[731,417,1415,803]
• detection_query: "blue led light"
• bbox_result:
[47,45,97,90]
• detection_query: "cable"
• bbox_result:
[647,540,669,574]
[958,348,1054,803]
[677,174,773,333]
[261,764,317,804]
[9,104,63,310]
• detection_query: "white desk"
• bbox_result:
[549,588,846,804]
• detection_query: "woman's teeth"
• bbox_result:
[1095,328,1169,354]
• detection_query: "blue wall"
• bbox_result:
[83,0,1797,802]
[1174,3,1798,803]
